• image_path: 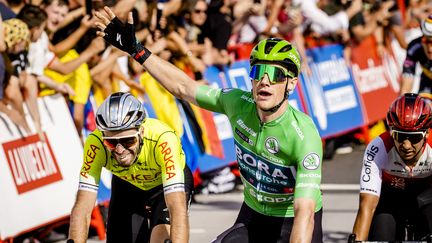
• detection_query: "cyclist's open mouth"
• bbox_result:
[258,90,272,97]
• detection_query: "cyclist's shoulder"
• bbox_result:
[141,118,179,140]
[288,107,320,133]
[84,129,104,146]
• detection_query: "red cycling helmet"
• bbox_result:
[386,93,432,131]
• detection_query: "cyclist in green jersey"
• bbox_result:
[95,7,323,243]
[67,92,193,243]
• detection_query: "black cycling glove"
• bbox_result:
[103,17,151,64]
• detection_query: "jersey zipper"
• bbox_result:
[256,122,266,210]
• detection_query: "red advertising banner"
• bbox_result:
[3,134,62,194]
[350,36,400,124]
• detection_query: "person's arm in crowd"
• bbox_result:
[262,0,283,35]
[48,37,105,75]
[401,75,415,94]
[57,6,85,30]
[390,21,407,49]
[112,0,137,20]
[90,49,125,77]
[111,64,145,94]
[351,3,392,42]
[352,193,379,240]
[68,190,98,243]
[292,26,311,76]
[36,74,75,96]
[290,198,315,243]
[49,15,95,55]
[301,0,362,34]
[168,31,206,72]
[95,7,202,105]
[158,0,182,17]
[0,100,31,133]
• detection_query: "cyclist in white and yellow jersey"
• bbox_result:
[67,92,193,243]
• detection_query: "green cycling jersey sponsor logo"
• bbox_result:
[236,119,257,137]
[291,121,304,140]
[235,142,296,193]
[265,137,279,154]
[240,94,254,103]
[298,173,321,178]
[302,152,320,170]
[235,128,253,145]
[260,151,284,164]
[245,182,294,203]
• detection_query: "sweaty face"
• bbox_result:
[103,128,142,167]
[392,130,428,162]
[43,0,68,33]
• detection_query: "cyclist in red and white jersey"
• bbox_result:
[352,93,432,241]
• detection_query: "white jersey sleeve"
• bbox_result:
[360,137,385,196]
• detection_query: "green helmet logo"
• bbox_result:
[250,38,301,77]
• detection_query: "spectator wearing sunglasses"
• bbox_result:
[68,92,193,243]
[95,7,324,242]
[352,93,432,241]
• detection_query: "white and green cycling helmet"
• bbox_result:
[96,92,146,132]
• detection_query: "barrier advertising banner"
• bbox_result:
[0,94,83,240]
[300,44,364,138]
[350,36,400,124]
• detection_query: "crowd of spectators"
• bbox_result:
[0,0,431,143]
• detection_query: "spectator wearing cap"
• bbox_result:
[2,18,43,138]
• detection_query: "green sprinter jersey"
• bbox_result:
[196,85,323,217]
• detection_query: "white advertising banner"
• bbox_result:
[0,94,83,240]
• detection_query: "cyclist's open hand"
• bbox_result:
[94,7,151,64]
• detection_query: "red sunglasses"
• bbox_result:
[102,132,140,150]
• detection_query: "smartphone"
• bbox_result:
[85,0,92,16]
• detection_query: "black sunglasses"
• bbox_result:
[391,130,427,144]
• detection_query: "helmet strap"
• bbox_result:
[261,82,290,113]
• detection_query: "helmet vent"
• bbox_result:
[264,41,276,54]
[97,114,108,128]
[122,112,133,125]
[280,44,292,52]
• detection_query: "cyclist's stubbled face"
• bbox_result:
[103,128,142,167]
[393,134,427,162]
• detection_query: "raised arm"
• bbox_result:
[94,7,202,105]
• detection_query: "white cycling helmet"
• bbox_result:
[96,92,146,132]
[421,15,432,38]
